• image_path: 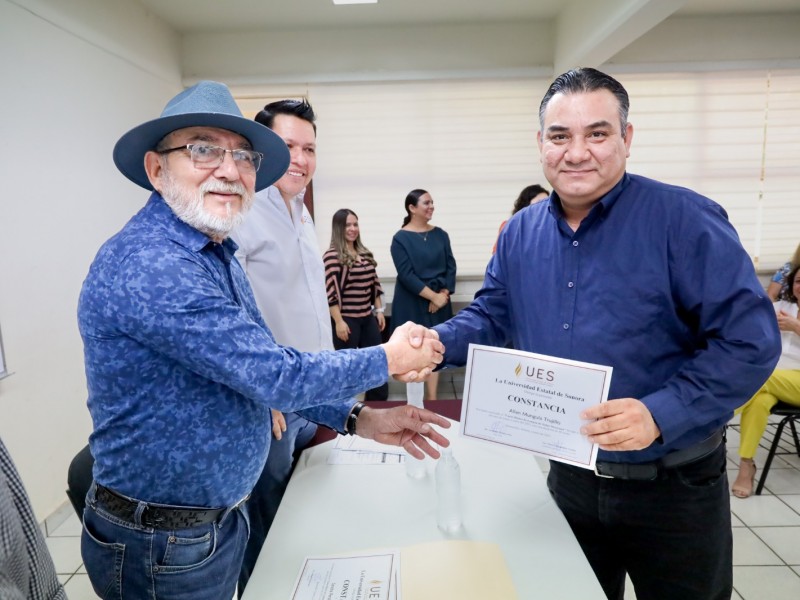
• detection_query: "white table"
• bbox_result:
[243,430,605,599]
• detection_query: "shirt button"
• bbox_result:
[563,323,570,330]
[572,241,579,247]
[568,282,574,288]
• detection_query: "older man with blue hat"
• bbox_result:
[78,81,450,600]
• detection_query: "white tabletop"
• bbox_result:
[243,429,606,599]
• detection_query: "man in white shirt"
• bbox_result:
[231,99,330,595]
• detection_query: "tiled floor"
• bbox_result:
[44,413,800,600]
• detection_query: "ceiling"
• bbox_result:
[136,0,800,34]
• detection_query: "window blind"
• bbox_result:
[235,69,799,279]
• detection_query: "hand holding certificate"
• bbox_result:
[460,344,612,469]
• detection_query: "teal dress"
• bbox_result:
[390,227,457,330]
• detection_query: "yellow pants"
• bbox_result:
[736,369,800,459]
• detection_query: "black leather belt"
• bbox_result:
[94,484,227,530]
[594,430,724,481]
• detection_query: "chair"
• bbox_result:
[755,401,800,495]
[66,444,94,520]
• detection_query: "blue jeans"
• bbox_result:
[547,443,732,600]
[82,483,249,600]
[237,412,317,596]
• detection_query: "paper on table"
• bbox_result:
[401,540,518,600]
[327,450,404,465]
[334,435,405,454]
[289,550,399,600]
[328,435,406,465]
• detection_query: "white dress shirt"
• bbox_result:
[232,186,333,352]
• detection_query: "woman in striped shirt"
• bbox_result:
[324,208,388,400]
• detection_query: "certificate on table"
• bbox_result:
[289,550,399,600]
[460,344,612,469]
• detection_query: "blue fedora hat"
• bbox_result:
[113,80,289,192]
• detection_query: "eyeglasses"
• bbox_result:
[158,144,263,173]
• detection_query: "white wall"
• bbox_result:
[0,0,181,518]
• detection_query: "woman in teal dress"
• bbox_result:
[390,189,457,399]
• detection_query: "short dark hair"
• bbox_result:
[255,99,317,134]
[785,264,800,303]
[512,184,550,215]
[539,68,630,139]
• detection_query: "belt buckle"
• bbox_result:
[594,463,614,479]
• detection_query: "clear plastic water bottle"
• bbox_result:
[406,381,425,408]
[405,381,428,478]
[435,448,462,532]
[405,449,427,478]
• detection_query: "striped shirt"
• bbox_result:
[323,249,384,318]
[0,438,67,600]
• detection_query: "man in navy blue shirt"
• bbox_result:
[78,81,450,600]
[434,68,780,599]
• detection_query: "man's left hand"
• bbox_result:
[579,398,661,451]
[271,409,287,440]
[355,405,451,459]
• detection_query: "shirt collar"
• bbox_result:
[146,192,240,255]
[264,184,304,206]
[548,172,630,222]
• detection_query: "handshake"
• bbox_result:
[381,321,445,382]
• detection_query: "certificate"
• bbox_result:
[289,550,398,600]
[460,344,612,469]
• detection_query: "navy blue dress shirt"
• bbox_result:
[435,174,781,464]
[78,194,388,507]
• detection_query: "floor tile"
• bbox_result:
[731,589,743,600]
[751,526,800,565]
[45,535,83,575]
[782,454,800,469]
[44,502,75,537]
[731,495,800,527]
[63,574,101,600]
[624,574,636,599]
[731,512,745,527]
[732,528,782,566]
[50,512,83,537]
[780,494,800,515]
[758,467,800,495]
[733,566,800,600]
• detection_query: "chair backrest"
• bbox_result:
[66,444,94,520]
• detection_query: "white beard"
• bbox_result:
[160,171,254,240]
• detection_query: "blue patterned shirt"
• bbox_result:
[436,173,781,464]
[78,194,387,507]
[771,261,792,300]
